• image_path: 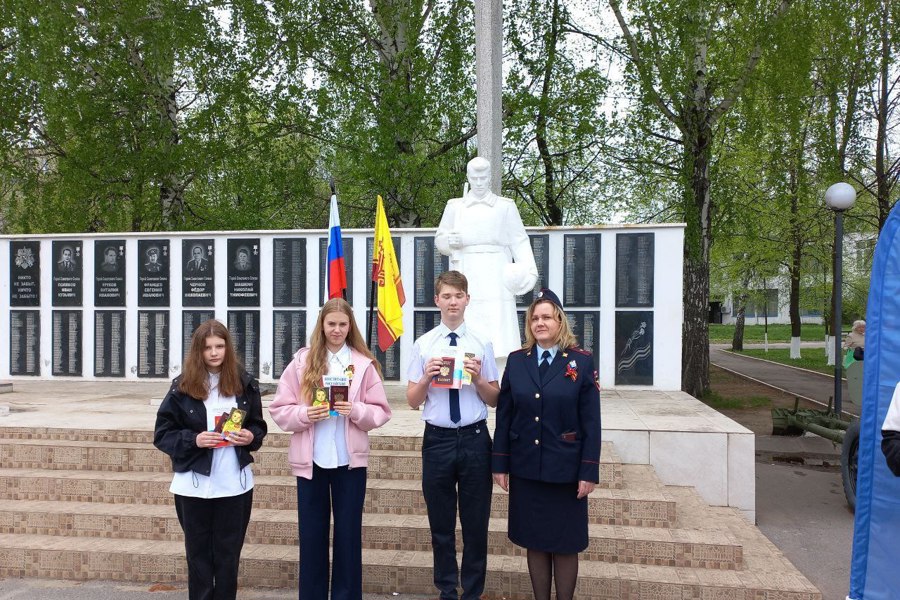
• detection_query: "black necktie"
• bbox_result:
[539,350,551,381]
[448,332,461,424]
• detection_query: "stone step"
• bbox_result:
[0,499,741,569]
[0,467,674,527]
[0,437,625,488]
[0,533,820,599]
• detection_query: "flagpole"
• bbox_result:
[367,196,377,349]
[329,179,347,302]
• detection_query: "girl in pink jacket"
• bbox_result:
[269,298,392,600]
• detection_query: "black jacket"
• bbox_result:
[153,371,267,476]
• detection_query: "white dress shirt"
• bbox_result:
[407,322,499,427]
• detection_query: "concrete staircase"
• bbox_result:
[0,427,820,599]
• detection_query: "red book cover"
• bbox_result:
[432,357,455,388]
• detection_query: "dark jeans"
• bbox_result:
[174,489,254,600]
[421,422,493,600]
[296,464,368,600]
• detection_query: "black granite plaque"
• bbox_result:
[10,241,41,307]
[138,240,170,307]
[414,237,449,308]
[563,234,601,307]
[366,310,401,380]
[94,240,126,307]
[52,240,83,307]
[516,310,600,370]
[138,310,170,378]
[182,310,216,361]
[52,310,82,376]
[568,311,601,370]
[414,311,442,340]
[94,311,126,377]
[615,311,653,385]
[182,239,215,306]
[273,238,307,307]
[10,310,40,376]
[228,239,260,306]
[616,233,654,307]
[228,310,260,377]
[273,310,307,378]
[318,237,354,304]
[516,234,550,307]
[365,236,402,307]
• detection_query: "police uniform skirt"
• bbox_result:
[506,474,588,553]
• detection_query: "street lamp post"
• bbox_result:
[824,182,857,416]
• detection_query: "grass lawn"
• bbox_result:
[730,348,838,376]
[709,323,830,343]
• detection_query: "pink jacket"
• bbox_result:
[269,347,392,479]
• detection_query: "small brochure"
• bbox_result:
[322,375,349,417]
[212,407,246,447]
[431,347,481,389]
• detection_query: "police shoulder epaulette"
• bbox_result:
[569,346,592,357]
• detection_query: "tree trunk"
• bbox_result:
[534,0,563,225]
[681,112,713,398]
[732,297,747,351]
[875,0,893,230]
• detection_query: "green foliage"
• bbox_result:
[701,389,771,410]
[731,348,836,376]
[709,324,828,343]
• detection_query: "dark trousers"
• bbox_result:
[421,422,493,600]
[174,490,254,600]
[296,464,367,600]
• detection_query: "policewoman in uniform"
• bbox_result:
[491,289,601,600]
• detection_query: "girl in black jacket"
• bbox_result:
[154,319,267,600]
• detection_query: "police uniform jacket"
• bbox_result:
[153,371,267,476]
[492,346,600,483]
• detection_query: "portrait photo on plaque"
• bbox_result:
[614,311,653,386]
[227,239,260,306]
[52,240,83,307]
[182,239,215,306]
[94,240,126,307]
[138,240,170,307]
[10,240,41,307]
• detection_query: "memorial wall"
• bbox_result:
[0,225,684,389]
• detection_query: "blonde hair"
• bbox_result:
[300,298,382,404]
[522,299,578,350]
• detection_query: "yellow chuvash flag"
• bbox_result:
[372,195,405,351]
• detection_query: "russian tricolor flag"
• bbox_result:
[326,193,347,300]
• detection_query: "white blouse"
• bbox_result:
[313,345,351,468]
[170,372,255,498]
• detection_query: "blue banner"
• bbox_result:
[848,203,900,598]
